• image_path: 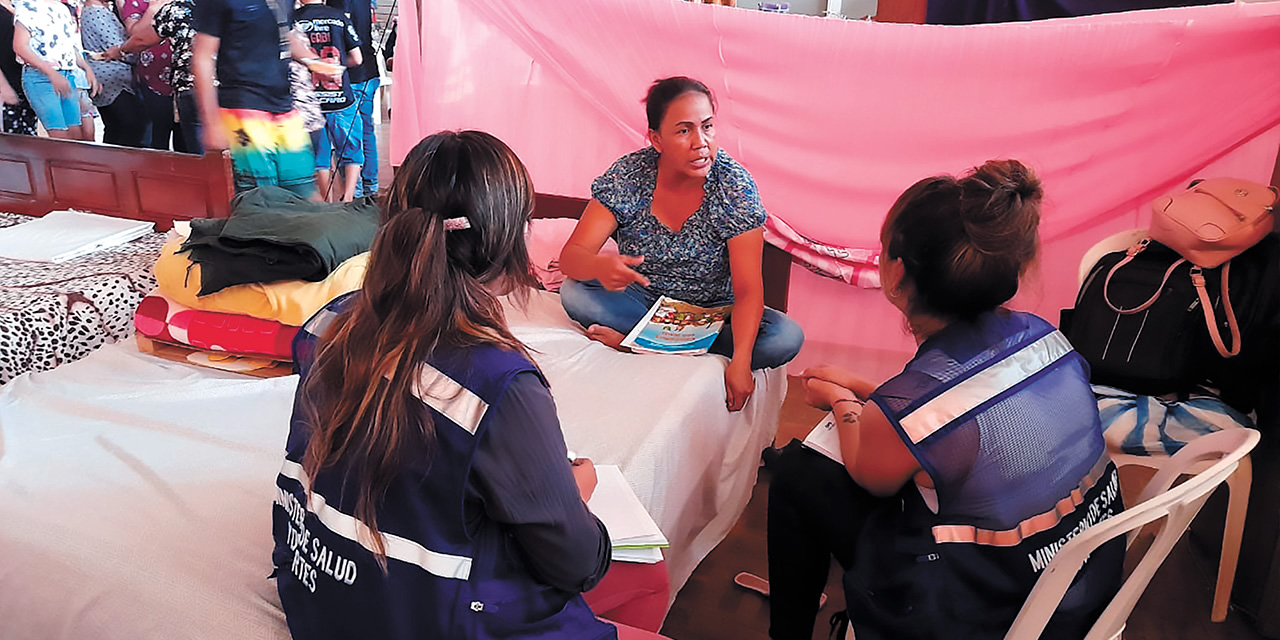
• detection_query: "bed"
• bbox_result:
[0,212,167,384]
[0,134,234,383]
[0,289,786,639]
[0,141,794,636]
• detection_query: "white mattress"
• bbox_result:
[0,290,783,639]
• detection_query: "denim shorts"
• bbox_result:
[21,67,81,132]
[314,103,364,169]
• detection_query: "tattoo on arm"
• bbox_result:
[833,398,863,425]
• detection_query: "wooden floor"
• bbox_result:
[659,377,1265,640]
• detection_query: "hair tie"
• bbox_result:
[443,217,471,232]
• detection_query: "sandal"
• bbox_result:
[734,572,828,609]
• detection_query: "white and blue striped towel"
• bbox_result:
[1095,385,1252,457]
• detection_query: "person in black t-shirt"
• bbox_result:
[293,0,362,202]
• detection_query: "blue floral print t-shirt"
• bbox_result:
[591,147,767,306]
[13,0,81,71]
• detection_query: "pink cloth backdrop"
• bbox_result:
[392,0,1280,372]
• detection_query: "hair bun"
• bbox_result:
[983,159,1042,203]
[886,159,1043,321]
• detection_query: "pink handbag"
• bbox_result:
[1103,178,1278,358]
[1149,178,1278,269]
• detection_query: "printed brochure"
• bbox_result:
[620,296,732,355]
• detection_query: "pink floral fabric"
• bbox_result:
[119,0,173,95]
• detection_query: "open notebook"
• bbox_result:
[587,465,668,564]
[0,210,153,262]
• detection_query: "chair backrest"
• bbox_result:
[1077,228,1148,287]
[1004,427,1260,640]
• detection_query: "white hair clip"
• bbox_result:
[443,217,472,232]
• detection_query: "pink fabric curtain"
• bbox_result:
[391,0,1280,370]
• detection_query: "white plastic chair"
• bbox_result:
[1076,229,1253,622]
[1076,229,1148,287]
[1005,427,1261,640]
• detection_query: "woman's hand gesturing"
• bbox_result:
[597,254,650,291]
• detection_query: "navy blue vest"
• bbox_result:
[273,294,617,640]
[851,311,1124,640]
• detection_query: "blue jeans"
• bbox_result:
[560,279,804,370]
[314,103,364,169]
[21,67,80,132]
[350,78,379,196]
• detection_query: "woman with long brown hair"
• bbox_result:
[271,131,663,640]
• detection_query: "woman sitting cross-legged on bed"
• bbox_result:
[272,131,667,640]
[558,76,804,412]
[766,160,1125,640]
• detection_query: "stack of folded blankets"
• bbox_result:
[134,187,379,363]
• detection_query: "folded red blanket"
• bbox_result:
[134,294,298,361]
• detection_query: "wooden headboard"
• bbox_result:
[0,134,233,231]
[532,193,793,311]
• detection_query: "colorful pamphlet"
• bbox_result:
[619,295,732,355]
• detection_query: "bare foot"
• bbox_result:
[585,325,631,352]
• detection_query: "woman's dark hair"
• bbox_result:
[300,130,538,564]
[883,159,1042,321]
[644,76,717,131]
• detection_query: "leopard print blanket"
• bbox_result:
[0,212,166,384]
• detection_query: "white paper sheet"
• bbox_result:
[802,411,843,464]
[588,464,668,552]
[0,210,153,262]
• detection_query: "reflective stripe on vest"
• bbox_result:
[409,363,489,435]
[899,330,1074,445]
[279,460,474,580]
[931,456,1117,547]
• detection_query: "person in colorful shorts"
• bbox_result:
[192,0,316,197]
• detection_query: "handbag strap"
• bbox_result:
[1192,262,1242,358]
[1103,239,1186,314]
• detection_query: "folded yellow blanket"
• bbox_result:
[153,240,368,326]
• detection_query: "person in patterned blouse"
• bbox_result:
[117,0,181,150]
[81,0,145,146]
[103,0,199,153]
[559,76,804,413]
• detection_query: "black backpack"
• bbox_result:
[1061,234,1280,402]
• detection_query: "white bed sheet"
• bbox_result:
[0,290,783,639]
[503,291,785,592]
